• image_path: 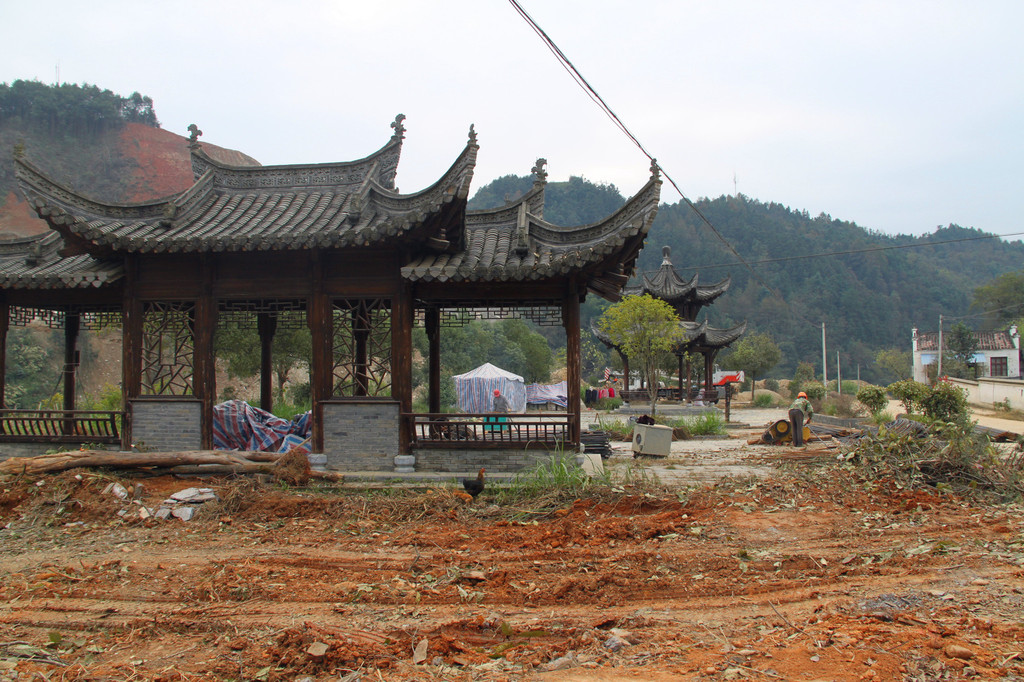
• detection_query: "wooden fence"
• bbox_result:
[0,410,122,444]
[406,413,571,449]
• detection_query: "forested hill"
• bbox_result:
[469,175,1024,382]
[0,80,257,237]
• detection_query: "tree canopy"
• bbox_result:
[597,295,683,414]
[723,332,781,398]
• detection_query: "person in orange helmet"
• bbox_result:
[788,391,813,446]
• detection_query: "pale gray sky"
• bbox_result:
[3,1,1022,236]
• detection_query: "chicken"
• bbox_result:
[462,467,486,499]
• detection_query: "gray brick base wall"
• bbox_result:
[0,442,118,461]
[130,399,202,452]
[413,448,571,473]
[322,401,399,471]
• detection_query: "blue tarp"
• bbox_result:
[213,400,311,453]
[526,380,568,408]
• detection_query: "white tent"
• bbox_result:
[452,362,527,413]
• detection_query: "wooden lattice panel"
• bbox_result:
[332,298,391,398]
[142,301,195,396]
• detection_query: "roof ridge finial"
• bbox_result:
[650,158,660,180]
[391,114,406,141]
[467,123,477,145]
[532,158,548,185]
[661,245,672,266]
[12,140,25,159]
[187,124,203,150]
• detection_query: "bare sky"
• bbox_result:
[3,0,1022,237]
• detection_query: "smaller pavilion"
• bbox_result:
[595,246,746,400]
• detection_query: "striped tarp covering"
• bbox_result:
[213,400,312,452]
[453,363,527,413]
[526,380,568,408]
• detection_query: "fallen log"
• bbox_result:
[0,450,275,476]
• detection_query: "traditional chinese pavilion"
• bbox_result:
[595,246,745,399]
[1,117,661,471]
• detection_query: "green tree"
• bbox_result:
[214,313,311,403]
[972,270,1024,327]
[875,347,912,382]
[856,384,888,415]
[724,332,782,399]
[597,295,684,415]
[945,322,978,379]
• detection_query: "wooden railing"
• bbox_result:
[0,410,122,444]
[406,413,572,449]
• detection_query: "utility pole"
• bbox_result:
[821,323,828,386]
[937,314,943,378]
[836,351,841,394]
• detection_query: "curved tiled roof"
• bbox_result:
[402,166,661,299]
[591,317,746,353]
[15,117,477,255]
[0,232,122,289]
[623,246,731,308]
[676,320,747,352]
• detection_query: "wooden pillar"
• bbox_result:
[121,256,143,449]
[60,311,81,436]
[685,355,692,401]
[620,351,630,393]
[563,282,582,447]
[257,312,277,411]
[393,283,413,455]
[0,299,8,410]
[308,255,330,453]
[194,257,217,450]
[62,311,80,412]
[426,306,441,413]
[704,351,714,393]
[676,353,684,402]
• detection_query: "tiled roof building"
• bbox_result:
[0,117,661,470]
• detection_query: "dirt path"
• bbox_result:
[1,409,1023,680]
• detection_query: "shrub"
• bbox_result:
[802,382,826,401]
[839,380,859,395]
[594,397,623,411]
[921,381,969,423]
[887,380,929,415]
[764,378,780,392]
[856,384,888,415]
[753,393,775,408]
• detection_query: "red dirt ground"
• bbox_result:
[1,456,1023,681]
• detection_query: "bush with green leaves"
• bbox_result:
[802,382,826,401]
[920,381,969,423]
[856,384,888,415]
[887,380,930,415]
[764,378,779,392]
[753,393,775,408]
[594,397,623,411]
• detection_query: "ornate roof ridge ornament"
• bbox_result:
[532,158,548,186]
[650,157,660,180]
[390,114,407,141]
[13,140,25,160]
[467,124,477,146]
[661,245,672,266]
[187,124,203,151]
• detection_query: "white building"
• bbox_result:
[912,326,1020,383]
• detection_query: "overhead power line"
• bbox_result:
[506,0,784,299]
